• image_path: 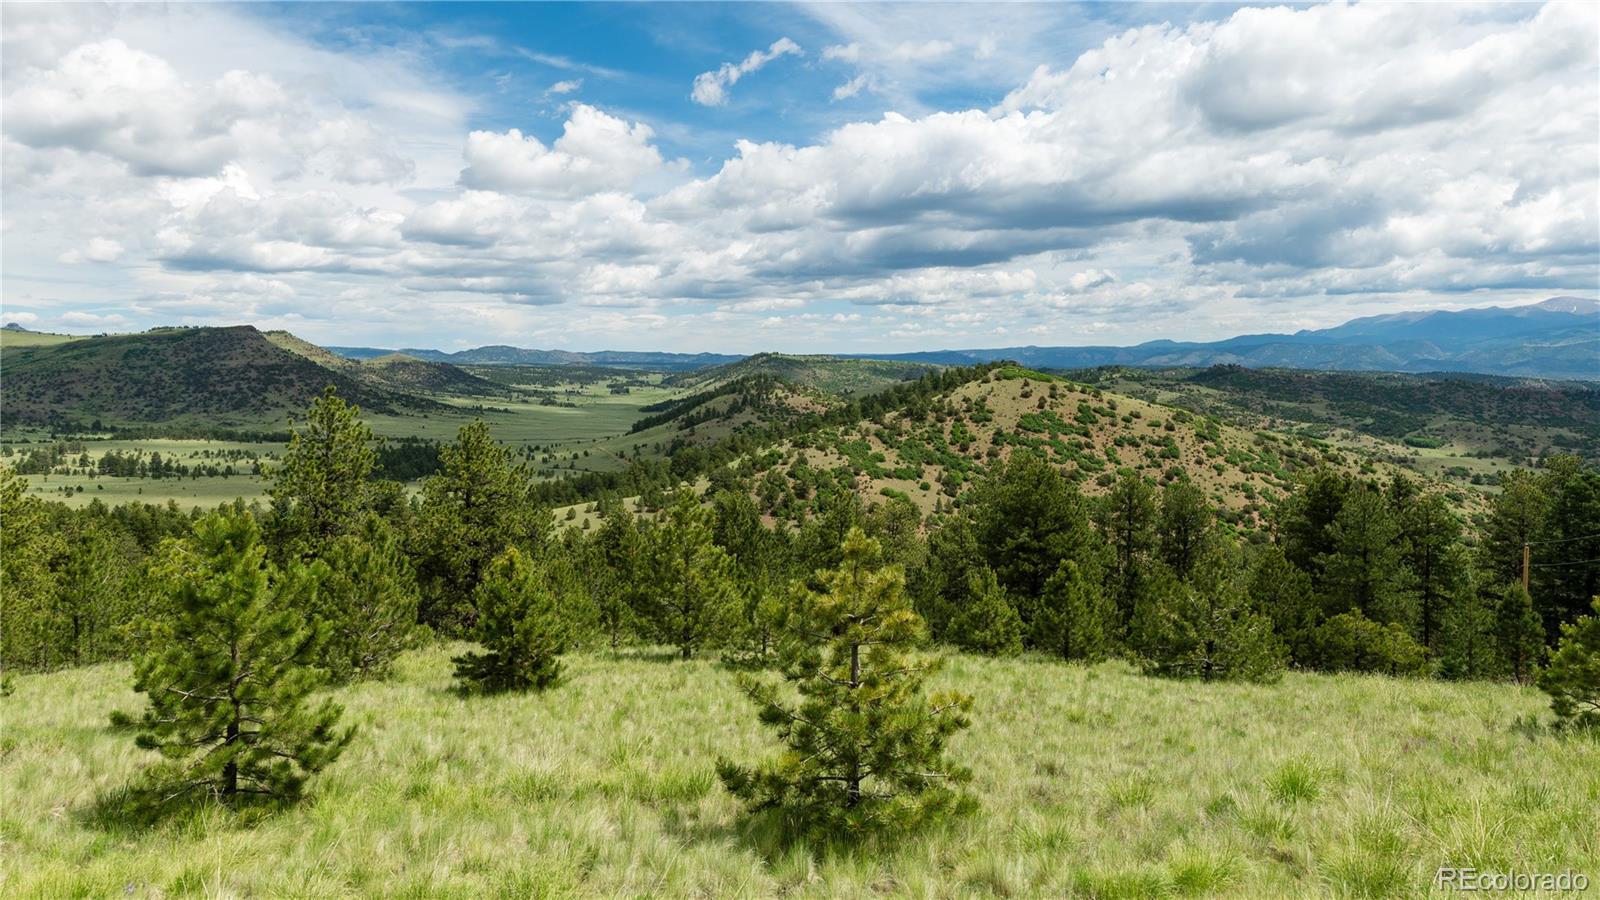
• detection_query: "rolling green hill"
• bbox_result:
[666,353,940,396]
[727,365,1465,527]
[1,326,437,431]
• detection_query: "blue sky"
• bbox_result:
[1,2,1595,352]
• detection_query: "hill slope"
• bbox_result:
[667,353,941,395]
[1,326,434,430]
[1075,366,1600,467]
[735,366,1467,526]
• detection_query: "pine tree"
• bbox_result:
[1273,468,1354,585]
[951,566,1023,656]
[1494,582,1545,685]
[53,515,138,666]
[117,511,352,806]
[1305,611,1428,676]
[1437,582,1501,681]
[1398,493,1467,653]
[453,547,574,693]
[0,469,63,671]
[1531,458,1600,637]
[413,421,548,634]
[1135,547,1286,682]
[1245,544,1319,667]
[267,386,378,558]
[718,528,973,836]
[587,496,643,649]
[966,452,1101,632]
[1033,559,1111,663]
[1157,480,1212,581]
[1477,469,1550,585]
[1538,596,1600,730]
[908,518,985,642]
[1319,486,1415,627]
[1096,470,1159,629]
[314,518,422,683]
[637,491,740,659]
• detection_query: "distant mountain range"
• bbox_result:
[327,345,741,372]
[323,296,1597,380]
[851,297,1598,379]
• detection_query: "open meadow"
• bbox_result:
[4,646,1596,899]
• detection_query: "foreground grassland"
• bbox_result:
[4,647,1596,898]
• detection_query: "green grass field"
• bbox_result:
[4,646,1595,898]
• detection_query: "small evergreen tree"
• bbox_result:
[1245,544,1319,667]
[637,491,740,659]
[718,528,973,836]
[1493,582,1545,684]
[950,567,1023,655]
[412,421,549,634]
[116,512,352,806]
[1437,582,1502,681]
[453,547,574,693]
[1306,611,1428,676]
[1032,560,1111,663]
[1135,549,1285,683]
[314,518,422,683]
[1537,596,1600,730]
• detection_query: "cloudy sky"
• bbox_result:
[2,2,1596,353]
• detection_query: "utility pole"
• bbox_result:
[1522,543,1531,593]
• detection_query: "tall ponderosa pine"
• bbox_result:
[1478,469,1550,586]
[1319,487,1414,627]
[638,492,740,659]
[453,547,574,693]
[1398,492,1467,653]
[1437,583,1502,681]
[1096,470,1159,628]
[413,421,548,633]
[1033,559,1111,663]
[1538,596,1600,730]
[267,386,378,558]
[1532,458,1600,637]
[117,512,352,805]
[314,517,422,683]
[1273,468,1353,586]
[714,490,795,666]
[719,528,973,835]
